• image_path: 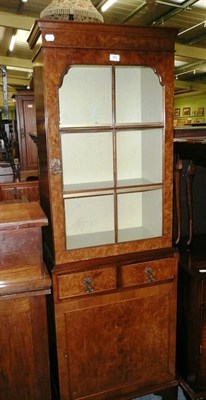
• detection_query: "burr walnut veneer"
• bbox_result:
[28,20,178,400]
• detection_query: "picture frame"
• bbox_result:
[174,108,180,117]
[197,107,204,116]
[183,107,191,116]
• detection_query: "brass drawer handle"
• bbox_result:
[83,277,94,293]
[145,267,155,282]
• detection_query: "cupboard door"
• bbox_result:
[55,280,176,400]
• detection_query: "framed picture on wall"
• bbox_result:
[174,108,180,116]
[183,107,191,116]
[197,107,204,116]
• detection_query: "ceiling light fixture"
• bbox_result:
[9,35,16,52]
[41,0,103,22]
[178,20,206,36]
[6,66,32,73]
[175,68,200,78]
[157,0,190,9]
[101,0,117,12]
[21,0,28,3]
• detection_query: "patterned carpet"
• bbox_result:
[134,387,186,400]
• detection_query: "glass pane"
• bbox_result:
[116,129,163,185]
[65,195,115,249]
[115,67,163,124]
[117,189,162,242]
[59,66,112,127]
[61,132,114,191]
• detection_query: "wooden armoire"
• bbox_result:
[15,90,38,180]
[28,20,178,400]
[174,128,206,399]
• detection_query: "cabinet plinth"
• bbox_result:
[28,21,178,400]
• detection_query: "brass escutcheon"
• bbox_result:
[145,267,155,282]
[83,277,94,293]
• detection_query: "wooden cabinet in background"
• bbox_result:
[0,180,39,202]
[173,127,206,399]
[0,294,50,400]
[0,201,51,400]
[29,21,178,400]
[15,90,38,180]
[177,237,206,400]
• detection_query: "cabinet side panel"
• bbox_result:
[33,60,55,267]
[0,296,51,400]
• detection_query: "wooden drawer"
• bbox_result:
[121,258,175,288]
[56,266,116,300]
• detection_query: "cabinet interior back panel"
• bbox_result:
[59,66,112,127]
[61,132,113,187]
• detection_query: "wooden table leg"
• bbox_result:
[186,160,195,246]
[174,157,183,245]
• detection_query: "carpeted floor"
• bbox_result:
[134,387,186,400]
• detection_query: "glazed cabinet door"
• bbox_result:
[59,66,164,253]
[53,257,177,400]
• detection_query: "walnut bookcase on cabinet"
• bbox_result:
[28,21,178,400]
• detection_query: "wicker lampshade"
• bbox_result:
[40,0,104,22]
